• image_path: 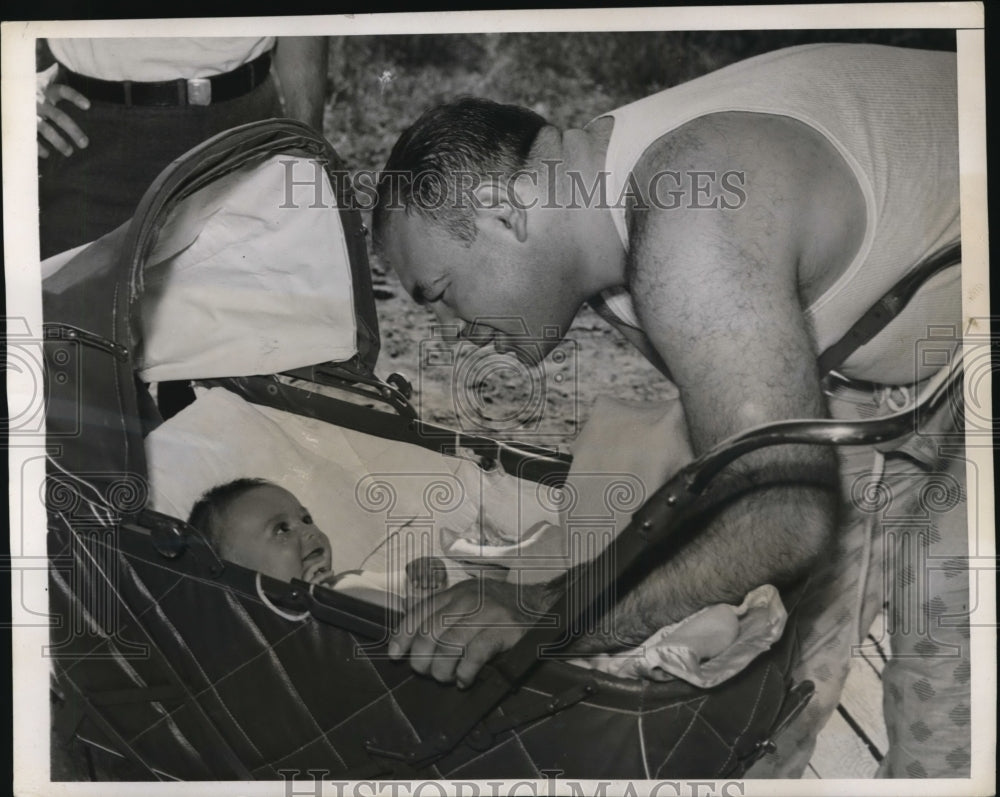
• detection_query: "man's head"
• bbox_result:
[372,97,589,364]
[188,478,333,583]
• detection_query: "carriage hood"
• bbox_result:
[42,119,380,498]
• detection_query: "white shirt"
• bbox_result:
[47,37,275,81]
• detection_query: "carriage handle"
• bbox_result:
[375,355,964,770]
[684,356,960,494]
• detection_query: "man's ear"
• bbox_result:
[473,183,528,243]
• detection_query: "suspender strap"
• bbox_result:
[590,241,961,381]
[588,296,673,379]
[817,241,961,376]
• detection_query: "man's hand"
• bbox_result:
[388,577,551,689]
[37,83,90,159]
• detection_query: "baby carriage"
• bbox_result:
[42,119,962,782]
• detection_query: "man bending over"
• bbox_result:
[372,43,967,778]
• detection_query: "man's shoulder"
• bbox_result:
[630,110,818,189]
[626,110,865,282]
[625,112,808,248]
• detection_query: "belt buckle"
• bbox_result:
[186,78,212,106]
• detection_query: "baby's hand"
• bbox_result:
[405,556,448,602]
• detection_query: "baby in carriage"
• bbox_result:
[187,477,448,597]
[186,474,778,683]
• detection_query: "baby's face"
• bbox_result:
[216,484,333,583]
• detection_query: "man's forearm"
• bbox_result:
[273,37,329,131]
[551,449,839,655]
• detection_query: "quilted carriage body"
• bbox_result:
[49,515,802,781]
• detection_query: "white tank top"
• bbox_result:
[593,44,960,385]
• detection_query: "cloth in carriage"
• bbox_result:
[80,149,789,689]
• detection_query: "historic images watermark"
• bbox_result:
[353,462,648,655]
[278,159,748,213]
[416,319,579,440]
[280,771,749,797]
[4,316,81,439]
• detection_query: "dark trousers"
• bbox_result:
[38,75,281,259]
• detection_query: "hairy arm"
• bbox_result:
[568,117,842,652]
[272,37,329,132]
[390,115,849,682]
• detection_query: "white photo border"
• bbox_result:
[4,4,992,796]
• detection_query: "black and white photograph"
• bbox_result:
[4,4,994,795]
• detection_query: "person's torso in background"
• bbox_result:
[47,37,275,81]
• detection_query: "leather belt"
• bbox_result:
[58,50,272,107]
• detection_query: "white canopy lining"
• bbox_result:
[139,154,359,381]
[42,154,360,382]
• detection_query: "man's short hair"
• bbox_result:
[373,97,547,246]
[187,477,272,552]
